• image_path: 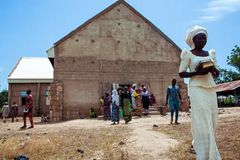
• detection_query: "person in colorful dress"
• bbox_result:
[120,87,132,124]
[133,89,142,117]
[111,89,120,125]
[99,96,104,115]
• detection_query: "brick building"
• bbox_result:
[8,57,53,116]
[47,0,188,121]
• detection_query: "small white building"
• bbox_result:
[8,57,53,115]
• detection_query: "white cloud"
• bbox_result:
[196,0,240,23]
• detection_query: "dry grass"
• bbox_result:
[217,116,240,159]
[0,126,131,160]
[154,115,240,160]
[153,122,195,160]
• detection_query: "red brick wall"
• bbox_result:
[8,83,51,116]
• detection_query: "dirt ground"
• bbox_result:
[1,107,240,160]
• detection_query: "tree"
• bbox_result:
[215,45,240,84]
[0,90,8,110]
[215,68,240,84]
[227,45,240,72]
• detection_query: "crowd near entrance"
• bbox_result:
[98,82,157,125]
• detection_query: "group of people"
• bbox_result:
[1,89,34,129]
[99,84,156,125]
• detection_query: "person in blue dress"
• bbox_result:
[165,79,182,124]
[111,89,120,125]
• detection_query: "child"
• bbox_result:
[90,108,97,118]
[99,96,104,115]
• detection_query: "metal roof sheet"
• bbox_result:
[8,57,53,83]
[215,80,240,92]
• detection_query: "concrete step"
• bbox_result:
[148,110,161,115]
[149,108,159,112]
[97,115,104,120]
[149,106,160,111]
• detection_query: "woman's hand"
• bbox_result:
[210,67,219,77]
[179,68,209,78]
[196,68,209,75]
[180,100,183,104]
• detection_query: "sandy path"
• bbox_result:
[123,116,179,160]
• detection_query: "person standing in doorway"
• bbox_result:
[142,87,150,116]
[165,79,182,125]
[21,89,34,129]
[150,93,156,106]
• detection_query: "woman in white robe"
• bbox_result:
[179,25,221,160]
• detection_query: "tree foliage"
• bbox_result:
[215,68,240,84]
[215,45,240,84]
[0,90,8,109]
[227,45,240,73]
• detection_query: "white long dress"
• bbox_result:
[179,49,221,160]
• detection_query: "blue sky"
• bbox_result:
[0,0,240,91]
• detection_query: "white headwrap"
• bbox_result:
[111,89,119,106]
[185,25,208,49]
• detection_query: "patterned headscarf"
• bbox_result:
[185,25,208,49]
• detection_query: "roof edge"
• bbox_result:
[8,79,54,83]
[120,1,181,52]
[8,57,22,78]
[215,79,240,92]
[54,0,123,46]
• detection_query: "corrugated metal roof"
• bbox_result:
[8,57,53,83]
[215,80,240,92]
